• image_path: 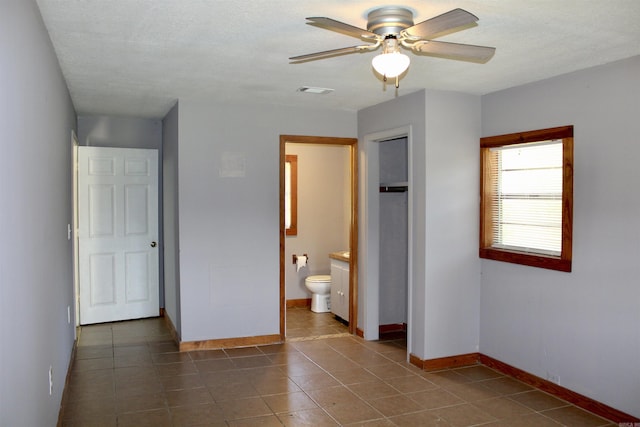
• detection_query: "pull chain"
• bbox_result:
[382,74,400,89]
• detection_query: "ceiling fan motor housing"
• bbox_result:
[367,7,414,36]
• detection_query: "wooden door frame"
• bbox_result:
[279,135,358,339]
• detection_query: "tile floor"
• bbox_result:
[60,313,615,426]
[284,306,349,340]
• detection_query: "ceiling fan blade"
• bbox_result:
[289,45,373,63]
[306,17,378,40]
[405,8,478,39]
[412,40,495,63]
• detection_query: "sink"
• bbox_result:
[330,251,350,261]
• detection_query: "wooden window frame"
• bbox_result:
[285,154,298,236]
[479,125,574,272]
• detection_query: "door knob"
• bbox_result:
[150,241,157,248]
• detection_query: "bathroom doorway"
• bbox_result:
[279,135,358,341]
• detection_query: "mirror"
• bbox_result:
[285,154,298,236]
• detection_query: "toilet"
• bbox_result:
[304,275,332,313]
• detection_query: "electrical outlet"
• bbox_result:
[67,306,71,324]
[48,366,53,395]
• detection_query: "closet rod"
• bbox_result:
[379,186,408,193]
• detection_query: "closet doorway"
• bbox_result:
[279,135,358,340]
[378,137,409,340]
[361,126,413,357]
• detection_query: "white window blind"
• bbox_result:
[490,140,563,256]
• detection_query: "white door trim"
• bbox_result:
[361,125,413,359]
[71,131,79,328]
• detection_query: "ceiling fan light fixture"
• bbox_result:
[372,51,410,78]
[371,37,410,78]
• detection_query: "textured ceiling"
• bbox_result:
[36,0,640,119]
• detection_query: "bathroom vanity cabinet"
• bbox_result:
[330,253,349,322]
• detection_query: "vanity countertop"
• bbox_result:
[329,251,350,262]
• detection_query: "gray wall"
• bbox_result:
[162,103,181,336]
[78,115,162,149]
[481,55,640,418]
[358,89,481,359]
[0,1,77,425]
[423,90,481,359]
[176,100,356,342]
[285,143,350,301]
[359,90,428,349]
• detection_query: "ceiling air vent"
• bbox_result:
[297,86,334,94]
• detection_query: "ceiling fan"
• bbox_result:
[290,7,495,87]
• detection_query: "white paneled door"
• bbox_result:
[78,147,159,325]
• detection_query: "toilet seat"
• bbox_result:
[306,275,331,283]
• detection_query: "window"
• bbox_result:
[480,126,573,272]
[285,155,298,236]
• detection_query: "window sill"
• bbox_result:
[479,247,571,272]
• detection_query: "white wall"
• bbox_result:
[480,55,640,418]
[176,100,356,342]
[285,143,350,301]
[0,1,77,425]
